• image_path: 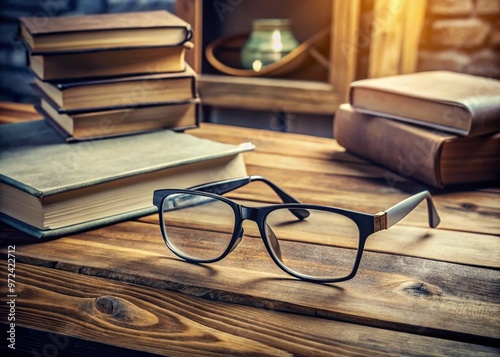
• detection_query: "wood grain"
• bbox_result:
[224,179,500,235]
[368,0,427,77]
[190,124,500,235]
[199,75,339,115]
[1,103,499,355]
[175,0,202,73]
[368,0,426,77]
[369,0,405,77]
[138,200,500,269]
[2,262,498,357]
[2,220,498,345]
[400,0,427,74]
[331,0,361,101]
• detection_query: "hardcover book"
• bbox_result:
[350,71,500,137]
[335,104,500,188]
[39,97,201,142]
[32,64,198,112]
[29,44,192,81]
[0,120,254,239]
[18,10,192,54]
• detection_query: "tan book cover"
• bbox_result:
[39,98,200,142]
[29,44,190,81]
[350,71,500,137]
[335,104,500,188]
[33,63,198,112]
[19,10,192,54]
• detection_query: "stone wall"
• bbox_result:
[418,0,500,78]
[0,0,175,103]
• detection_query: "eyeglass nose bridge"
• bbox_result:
[228,226,244,254]
[240,205,260,222]
[239,205,283,261]
[224,205,259,256]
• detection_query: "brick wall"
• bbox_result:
[418,0,500,78]
[0,0,175,103]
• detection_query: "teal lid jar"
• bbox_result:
[241,19,299,72]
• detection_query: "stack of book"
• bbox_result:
[334,71,500,188]
[0,11,255,239]
[18,10,200,141]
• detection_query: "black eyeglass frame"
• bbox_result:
[153,175,440,283]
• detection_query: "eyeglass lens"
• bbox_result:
[161,192,361,279]
[162,193,235,261]
[265,208,359,279]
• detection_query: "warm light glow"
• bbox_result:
[272,30,283,52]
[252,60,263,72]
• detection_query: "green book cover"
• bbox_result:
[0,120,254,239]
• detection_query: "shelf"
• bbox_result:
[199,75,339,115]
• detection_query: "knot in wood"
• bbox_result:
[95,296,120,315]
[461,202,477,210]
[91,295,160,327]
[397,281,442,299]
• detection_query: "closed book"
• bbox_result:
[0,120,254,239]
[350,71,500,137]
[29,44,192,81]
[32,64,198,112]
[18,10,192,54]
[39,97,200,142]
[334,104,500,188]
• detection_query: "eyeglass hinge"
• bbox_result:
[374,211,388,232]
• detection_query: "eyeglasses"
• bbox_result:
[153,176,440,283]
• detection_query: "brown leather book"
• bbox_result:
[32,64,198,112]
[350,71,500,137]
[29,44,192,81]
[39,98,200,142]
[335,104,500,188]
[18,10,192,54]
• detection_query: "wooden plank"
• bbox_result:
[2,221,498,345]
[368,0,427,77]
[199,75,339,115]
[369,0,404,78]
[1,89,498,357]
[192,124,500,235]
[330,0,361,101]
[6,326,158,357]
[224,178,500,235]
[138,199,500,269]
[244,164,433,194]
[401,0,426,74]
[194,123,358,162]
[2,262,498,357]
[244,151,388,178]
[175,0,202,73]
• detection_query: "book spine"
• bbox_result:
[0,206,158,240]
[191,75,199,99]
[0,174,43,197]
[334,105,446,188]
[466,96,500,136]
[351,107,470,137]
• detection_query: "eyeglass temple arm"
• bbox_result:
[376,191,440,231]
[189,175,309,219]
[189,176,252,194]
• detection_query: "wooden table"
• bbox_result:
[1,117,499,356]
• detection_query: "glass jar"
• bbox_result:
[241,19,299,72]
